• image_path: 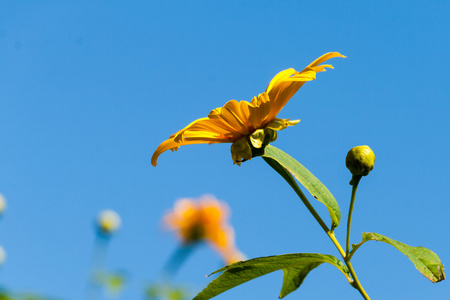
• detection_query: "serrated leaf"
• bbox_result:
[360,232,445,283]
[193,253,350,300]
[262,145,340,229]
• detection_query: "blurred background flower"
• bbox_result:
[0,245,6,266]
[0,194,6,216]
[164,195,244,265]
[87,210,126,300]
[96,210,121,236]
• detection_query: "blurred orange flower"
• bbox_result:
[163,195,244,265]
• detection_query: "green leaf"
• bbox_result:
[262,145,340,229]
[193,253,350,300]
[360,232,445,283]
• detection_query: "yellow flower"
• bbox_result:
[151,52,345,166]
[163,195,244,265]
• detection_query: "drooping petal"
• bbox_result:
[151,136,231,166]
[152,99,264,166]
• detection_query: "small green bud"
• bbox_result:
[346,145,375,176]
[249,129,265,149]
[230,136,252,166]
[264,128,277,144]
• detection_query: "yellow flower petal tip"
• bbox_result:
[163,195,244,265]
[152,52,345,166]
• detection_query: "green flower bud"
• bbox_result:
[249,129,265,149]
[264,128,277,144]
[230,136,252,166]
[346,145,375,176]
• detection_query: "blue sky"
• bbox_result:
[0,1,449,299]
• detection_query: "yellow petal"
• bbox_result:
[265,118,300,131]
[303,52,346,70]
[210,100,251,136]
[152,52,345,166]
[266,52,345,121]
[151,136,231,166]
[248,93,271,130]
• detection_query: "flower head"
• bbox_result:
[152,52,345,166]
[97,210,121,235]
[163,195,244,264]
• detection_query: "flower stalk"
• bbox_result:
[263,152,371,299]
[346,175,362,256]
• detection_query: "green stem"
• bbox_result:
[346,260,370,300]
[346,175,362,256]
[263,157,371,299]
[262,157,330,233]
[344,175,370,299]
[347,241,364,261]
[160,244,195,282]
[328,232,346,264]
[85,234,110,300]
[286,180,349,261]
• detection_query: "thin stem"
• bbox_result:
[292,185,349,261]
[263,157,371,299]
[347,241,365,261]
[262,157,330,233]
[328,232,346,262]
[160,244,195,282]
[346,260,370,300]
[146,244,195,299]
[85,234,109,300]
[346,175,362,256]
[344,175,370,299]
[291,182,330,233]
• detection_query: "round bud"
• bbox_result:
[346,145,375,176]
